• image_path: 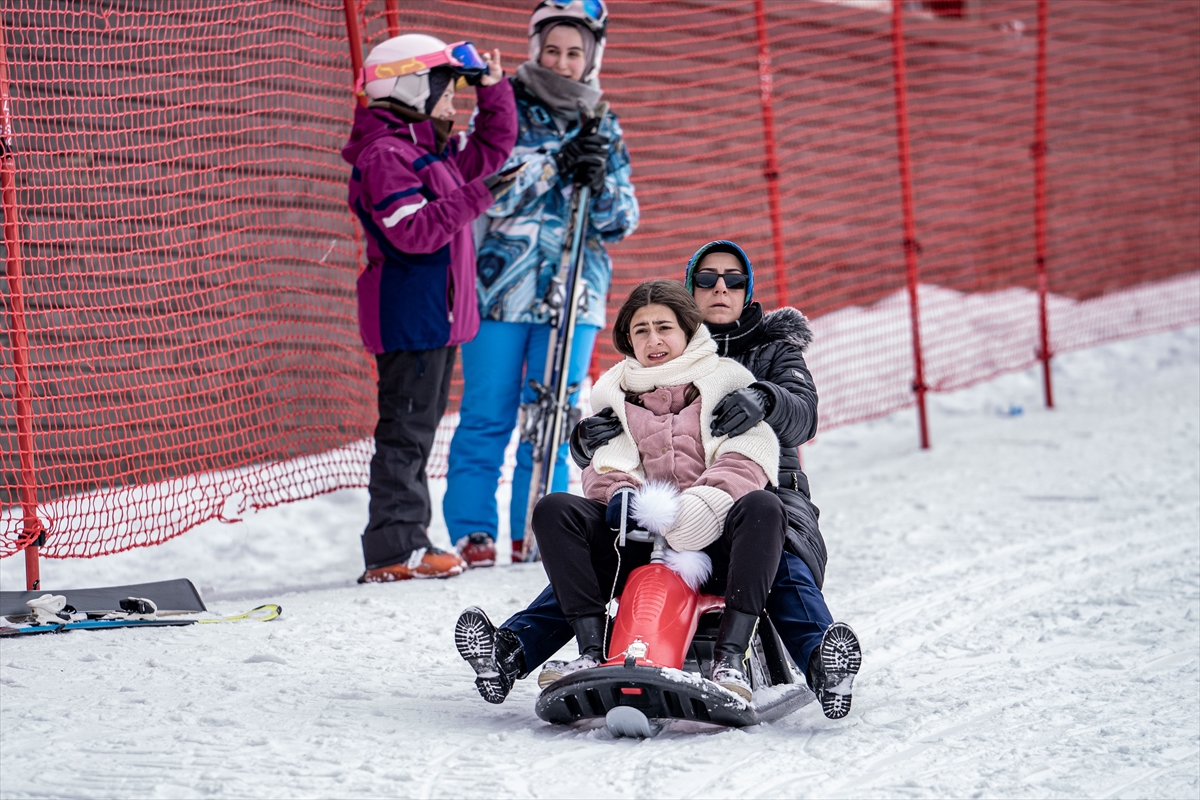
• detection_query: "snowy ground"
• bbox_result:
[2,326,1197,799]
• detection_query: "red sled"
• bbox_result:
[534,541,813,737]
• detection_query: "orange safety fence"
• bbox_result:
[2,0,1197,564]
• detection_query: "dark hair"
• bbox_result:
[611,280,704,358]
[424,67,454,114]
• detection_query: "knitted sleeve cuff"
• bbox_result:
[664,485,735,552]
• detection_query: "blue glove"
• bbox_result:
[605,487,636,533]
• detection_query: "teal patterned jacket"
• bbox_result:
[472,78,639,329]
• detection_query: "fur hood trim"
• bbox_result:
[761,306,814,353]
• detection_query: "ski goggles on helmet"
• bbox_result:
[692,271,749,291]
[548,0,605,20]
[539,0,607,33]
[356,40,488,95]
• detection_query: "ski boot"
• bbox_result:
[358,548,465,582]
[456,533,496,568]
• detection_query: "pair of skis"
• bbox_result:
[516,101,609,562]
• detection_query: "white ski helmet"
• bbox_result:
[528,0,608,85]
[361,33,449,109]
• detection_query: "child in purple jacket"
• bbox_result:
[342,34,517,583]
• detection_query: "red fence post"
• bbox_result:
[753,0,788,310]
[1,20,46,589]
[1033,0,1054,408]
[343,0,367,107]
[890,0,930,450]
[385,0,400,38]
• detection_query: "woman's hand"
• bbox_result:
[556,132,609,191]
[710,384,774,437]
[576,408,622,458]
[479,48,504,87]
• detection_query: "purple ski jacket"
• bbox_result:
[342,80,517,353]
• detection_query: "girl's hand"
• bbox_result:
[479,49,503,87]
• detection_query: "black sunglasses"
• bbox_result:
[693,271,748,291]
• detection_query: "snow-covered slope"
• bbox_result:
[2,327,1197,799]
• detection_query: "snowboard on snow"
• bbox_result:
[0,578,281,637]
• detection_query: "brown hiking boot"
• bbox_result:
[357,547,465,583]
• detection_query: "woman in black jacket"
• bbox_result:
[454,241,861,720]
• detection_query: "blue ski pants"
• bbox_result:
[444,319,599,546]
[502,549,835,678]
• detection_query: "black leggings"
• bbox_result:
[533,490,787,622]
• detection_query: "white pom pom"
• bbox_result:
[631,481,679,535]
[662,548,712,592]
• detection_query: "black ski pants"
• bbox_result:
[533,490,787,622]
[361,346,455,570]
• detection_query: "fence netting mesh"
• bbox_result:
[2,0,1197,558]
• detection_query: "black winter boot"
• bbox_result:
[806,621,862,719]
[710,609,759,701]
[536,614,607,688]
[455,607,527,705]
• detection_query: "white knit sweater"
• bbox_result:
[589,325,780,550]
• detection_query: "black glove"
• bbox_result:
[710,384,774,438]
[556,130,609,190]
[605,487,637,532]
[573,152,607,193]
[569,407,621,468]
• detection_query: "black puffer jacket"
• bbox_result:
[707,302,828,588]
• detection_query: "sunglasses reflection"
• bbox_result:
[694,272,748,290]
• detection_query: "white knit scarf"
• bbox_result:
[590,325,780,485]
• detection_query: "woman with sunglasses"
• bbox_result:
[456,242,862,720]
[444,0,640,568]
[343,34,516,583]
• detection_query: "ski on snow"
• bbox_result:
[0,578,281,637]
[0,604,282,637]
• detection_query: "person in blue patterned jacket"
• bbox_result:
[444,0,639,567]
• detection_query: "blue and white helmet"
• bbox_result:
[527,0,608,85]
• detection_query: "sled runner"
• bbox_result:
[534,531,813,736]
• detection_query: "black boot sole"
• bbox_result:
[816,622,862,719]
[454,607,509,705]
